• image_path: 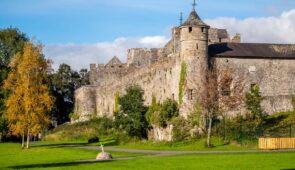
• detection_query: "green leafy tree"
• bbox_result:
[0,28,28,66]
[49,64,89,124]
[245,85,264,119]
[158,99,179,127]
[114,85,148,138]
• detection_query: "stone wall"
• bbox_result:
[74,86,97,121]
[214,57,295,114]
[75,54,182,118]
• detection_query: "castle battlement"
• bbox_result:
[75,6,295,128]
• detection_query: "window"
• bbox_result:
[188,89,193,100]
[219,38,222,43]
[201,27,205,33]
[221,79,232,96]
[196,43,199,49]
[189,27,193,33]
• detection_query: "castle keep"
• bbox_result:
[74,7,295,123]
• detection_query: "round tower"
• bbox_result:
[179,7,210,117]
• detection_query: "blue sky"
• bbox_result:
[1,0,295,70]
[1,0,294,44]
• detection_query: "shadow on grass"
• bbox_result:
[30,142,88,148]
[7,160,114,169]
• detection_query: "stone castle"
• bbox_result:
[74,6,295,122]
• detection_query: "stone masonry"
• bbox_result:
[74,7,295,122]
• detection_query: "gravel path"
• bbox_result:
[55,145,295,162]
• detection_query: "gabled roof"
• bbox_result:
[182,9,209,27]
[209,43,295,59]
[106,56,122,66]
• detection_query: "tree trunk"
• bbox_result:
[26,129,30,149]
[207,113,212,148]
[0,133,2,143]
[21,132,25,149]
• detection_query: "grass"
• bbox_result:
[111,137,257,151]
[1,142,295,170]
[0,142,145,170]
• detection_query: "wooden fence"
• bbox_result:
[259,138,295,149]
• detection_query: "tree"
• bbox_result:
[0,28,28,66]
[49,64,89,124]
[4,42,54,148]
[114,85,148,138]
[0,28,28,141]
[245,84,265,134]
[0,66,9,142]
[245,85,264,119]
[201,67,244,147]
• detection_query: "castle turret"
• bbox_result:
[179,6,210,117]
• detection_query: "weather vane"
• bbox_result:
[192,0,197,10]
[180,12,183,25]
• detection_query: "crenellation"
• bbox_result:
[75,7,295,128]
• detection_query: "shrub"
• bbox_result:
[148,98,179,128]
[171,117,190,141]
[114,85,148,139]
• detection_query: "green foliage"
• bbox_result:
[292,96,295,110]
[45,117,115,141]
[159,99,179,127]
[188,100,202,127]
[114,85,148,139]
[145,96,160,126]
[245,85,264,119]
[0,28,28,66]
[114,92,119,113]
[178,62,186,104]
[148,98,179,128]
[69,112,80,121]
[49,64,90,124]
[171,117,190,141]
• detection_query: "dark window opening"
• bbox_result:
[189,27,193,33]
[188,89,193,100]
[196,43,199,49]
[221,79,232,96]
[201,27,205,33]
[219,38,222,42]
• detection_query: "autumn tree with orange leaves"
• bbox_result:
[4,42,53,149]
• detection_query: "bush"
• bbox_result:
[148,98,179,128]
[114,85,148,139]
[44,117,114,141]
[171,117,190,141]
[88,136,99,143]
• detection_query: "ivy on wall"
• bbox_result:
[178,62,187,104]
[114,92,119,113]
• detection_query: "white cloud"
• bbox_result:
[44,36,169,71]
[205,9,295,43]
[44,9,295,71]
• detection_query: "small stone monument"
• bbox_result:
[96,143,113,160]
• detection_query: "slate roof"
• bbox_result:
[209,43,295,59]
[106,56,122,66]
[182,9,209,27]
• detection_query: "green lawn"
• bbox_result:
[111,137,257,151]
[1,142,295,170]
